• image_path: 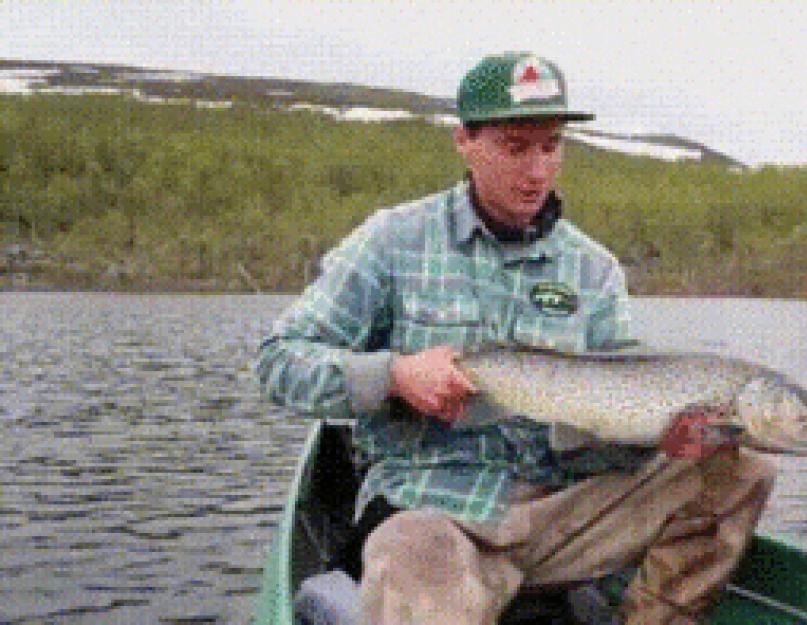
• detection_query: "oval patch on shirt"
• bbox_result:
[530,282,579,316]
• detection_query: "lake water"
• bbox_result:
[1,293,806,624]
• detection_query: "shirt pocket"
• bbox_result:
[402,291,481,325]
[513,310,586,352]
[394,290,482,352]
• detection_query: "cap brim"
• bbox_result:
[559,111,596,122]
[461,106,595,123]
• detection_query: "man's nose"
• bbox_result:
[524,151,552,180]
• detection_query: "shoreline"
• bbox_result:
[3,275,805,300]
[2,242,805,299]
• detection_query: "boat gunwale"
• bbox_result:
[254,419,807,624]
[253,419,324,625]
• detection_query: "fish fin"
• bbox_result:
[590,338,643,351]
[550,423,601,452]
[452,392,512,429]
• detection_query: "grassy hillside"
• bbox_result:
[563,142,807,296]
[1,94,805,296]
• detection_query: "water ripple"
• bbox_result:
[1,293,300,624]
[2,293,805,623]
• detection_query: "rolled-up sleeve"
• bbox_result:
[585,260,632,349]
[257,212,395,419]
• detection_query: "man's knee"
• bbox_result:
[738,449,777,494]
[362,509,474,589]
[360,509,520,625]
[698,448,776,515]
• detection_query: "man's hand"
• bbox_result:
[388,346,478,423]
[660,407,741,459]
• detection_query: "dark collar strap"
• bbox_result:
[469,180,562,244]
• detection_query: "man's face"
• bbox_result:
[454,119,564,229]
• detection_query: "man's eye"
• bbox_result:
[507,142,529,155]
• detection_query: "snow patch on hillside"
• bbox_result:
[118,71,202,83]
[0,63,733,165]
[0,68,60,94]
[339,107,413,122]
[566,130,703,162]
[39,85,127,96]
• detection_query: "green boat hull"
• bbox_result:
[254,421,807,625]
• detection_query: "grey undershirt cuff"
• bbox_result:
[341,350,396,415]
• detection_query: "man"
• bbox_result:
[259,52,775,625]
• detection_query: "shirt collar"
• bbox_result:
[453,180,480,245]
[452,180,562,262]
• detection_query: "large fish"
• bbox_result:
[458,344,807,455]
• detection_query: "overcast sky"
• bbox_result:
[1,1,805,165]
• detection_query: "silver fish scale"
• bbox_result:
[461,349,765,444]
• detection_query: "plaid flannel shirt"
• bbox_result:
[259,180,641,523]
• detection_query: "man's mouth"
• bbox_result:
[517,189,543,202]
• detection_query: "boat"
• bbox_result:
[254,420,807,625]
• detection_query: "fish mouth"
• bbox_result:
[754,444,807,457]
[743,432,807,456]
[737,376,807,456]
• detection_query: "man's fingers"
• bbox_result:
[419,394,445,415]
[437,395,465,423]
[661,409,740,459]
[391,346,476,420]
[450,368,478,395]
[440,347,477,394]
[435,345,460,361]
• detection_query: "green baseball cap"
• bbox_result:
[457,52,594,124]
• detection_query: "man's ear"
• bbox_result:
[453,125,471,155]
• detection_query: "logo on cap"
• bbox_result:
[509,56,561,103]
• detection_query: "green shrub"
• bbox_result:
[0,94,804,296]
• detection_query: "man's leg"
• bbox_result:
[358,451,775,625]
[485,450,775,624]
[619,449,776,624]
[359,508,523,625]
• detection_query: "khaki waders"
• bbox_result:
[359,449,776,625]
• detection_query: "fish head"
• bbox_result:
[737,376,807,455]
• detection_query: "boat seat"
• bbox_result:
[294,569,360,625]
[499,582,619,625]
[566,583,622,625]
